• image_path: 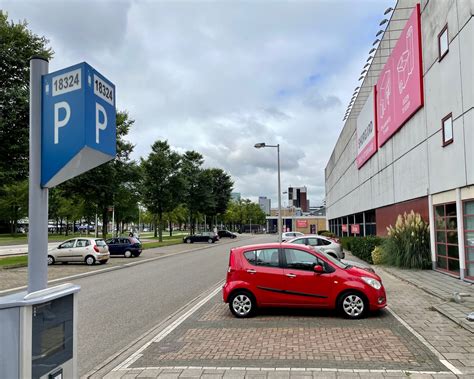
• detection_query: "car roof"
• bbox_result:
[232,242,315,252]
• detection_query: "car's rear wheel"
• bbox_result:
[185,238,192,244]
[229,291,256,318]
[47,255,55,265]
[338,292,367,319]
[124,250,132,258]
[208,238,213,243]
[85,255,95,266]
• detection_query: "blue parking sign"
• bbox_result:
[41,62,116,187]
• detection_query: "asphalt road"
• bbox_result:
[76,234,273,376]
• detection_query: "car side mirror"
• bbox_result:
[314,265,324,274]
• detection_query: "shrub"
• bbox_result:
[341,236,355,251]
[350,236,384,264]
[371,246,383,265]
[381,210,431,269]
[319,230,336,238]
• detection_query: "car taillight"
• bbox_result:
[93,245,100,252]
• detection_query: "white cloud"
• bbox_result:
[1,0,394,206]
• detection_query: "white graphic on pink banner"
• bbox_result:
[377,4,423,147]
[356,88,377,169]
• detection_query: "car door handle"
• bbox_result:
[246,269,257,274]
[286,273,296,278]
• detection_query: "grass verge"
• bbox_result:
[142,238,183,249]
[0,255,28,269]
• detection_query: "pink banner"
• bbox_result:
[351,224,360,234]
[377,4,423,147]
[296,220,308,228]
[341,224,348,232]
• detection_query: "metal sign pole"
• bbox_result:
[28,57,49,293]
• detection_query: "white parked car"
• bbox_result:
[287,234,344,260]
[281,231,305,241]
[48,238,110,265]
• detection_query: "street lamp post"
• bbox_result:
[255,142,282,243]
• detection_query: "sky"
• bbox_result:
[1,0,393,208]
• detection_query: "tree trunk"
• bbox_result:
[158,212,163,242]
[102,208,108,239]
[65,217,69,236]
[153,216,158,238]
[169,220,173,237]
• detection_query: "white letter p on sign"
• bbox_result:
[96,102,107,144]
[54,101,71,144]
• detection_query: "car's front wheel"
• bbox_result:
[208,238,213,243]
[47,255,55,265]
[185,238,192,244]
[85,255,95,266]
[229,291,256,318]
[338,292,367,319]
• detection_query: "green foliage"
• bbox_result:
[381,211,431,269]
[141,140,183,241]
[319,230,336,238]
[371,246,384,265]
[348,236,384,264]
[224,199,265,230]
[0,181,28,234]
[340,236,355,251]
[0,12,53,182]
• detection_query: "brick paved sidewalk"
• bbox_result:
[86,253,474,379]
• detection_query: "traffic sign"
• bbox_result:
[41,62,116,187]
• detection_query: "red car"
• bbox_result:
[223,243,386,319]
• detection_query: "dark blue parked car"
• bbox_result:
[105,237,142,258]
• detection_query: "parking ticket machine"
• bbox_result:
[0,283,80,378]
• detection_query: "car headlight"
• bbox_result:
[361,276,381,290]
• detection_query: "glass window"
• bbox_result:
[438,24,448,61]
[59,240,75,249]
[318,238,331,246]
[244,251,256,265]
[284,249,320,271]
[307,238,318,246]
[76,239,90,248]
[464,202,474,215]
[442,114,453,146]
[464,201,474,279]
[95,239,107,247]
[255,249,280,267]
[435,202,459,275]
[291,238,306,245]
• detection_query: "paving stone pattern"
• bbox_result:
[132,295,445,372]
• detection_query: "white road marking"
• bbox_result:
[387,306,463,375]
[112,283,223,371]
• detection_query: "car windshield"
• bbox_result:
[95,239,107,247]
[322,252,348,269]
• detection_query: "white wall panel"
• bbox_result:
[392,108,427,161]
[427,118,467,193]
[424,38,463,137]
[459,19,473,112]
[393,143,429,202]
[464,111,474,185]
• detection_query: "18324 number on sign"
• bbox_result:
[52,68,82,96]
[93,75,114,106]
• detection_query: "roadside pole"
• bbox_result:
[28,57,49,293]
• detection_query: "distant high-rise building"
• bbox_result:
[288,186,309,212]
[258,196,271,215]
[231,192,241,202]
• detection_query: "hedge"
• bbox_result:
[342,236,384,264]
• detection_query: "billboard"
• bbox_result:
[376,4,423,147]
[351,224,360,234]
[356,87,377,169]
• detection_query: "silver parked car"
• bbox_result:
[281,231,305,241]
[48,238,110,265]
[287,234,344,259]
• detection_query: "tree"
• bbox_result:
[141,140,183,241]
[203,168,233,228]
[59,111,137,238]
[0,12,53,182]
[0,181,28,234]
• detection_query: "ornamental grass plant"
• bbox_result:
[381,210,431,269]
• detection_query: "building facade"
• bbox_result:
[258,196,271,215]
[325,0,473,281]
[288,186,309,212]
